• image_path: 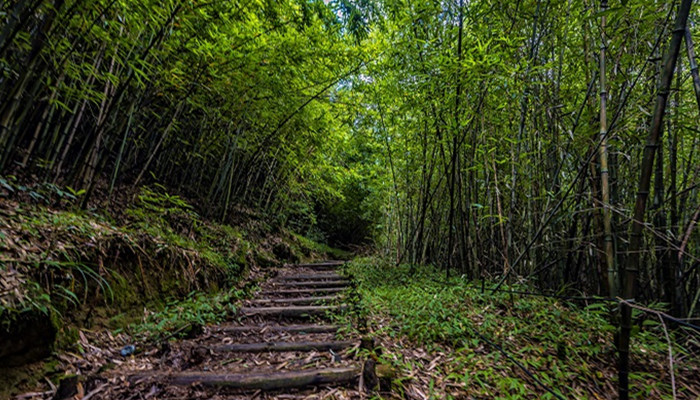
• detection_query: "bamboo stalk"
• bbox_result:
[598,0,616,297]
[619,1,693,398]
[685,28,700,111]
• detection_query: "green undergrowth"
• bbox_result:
[1,181,340,356]
[290,232,352,260]
[126,287,252,342]
[347,257,699,399]
[0,180,352,397]
[2,185,246,323]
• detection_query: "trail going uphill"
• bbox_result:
[95,261,378,399]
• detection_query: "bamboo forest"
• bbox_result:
[1,0,699,398]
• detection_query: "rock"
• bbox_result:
[120,345,135,356]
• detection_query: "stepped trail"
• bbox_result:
[85,261,384,400]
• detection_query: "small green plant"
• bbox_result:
[129,287,250,341]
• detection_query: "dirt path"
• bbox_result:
[88,261,374,399]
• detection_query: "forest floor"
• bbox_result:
[32,261,379,400]
[9,256,700,400]
[346,258,700,399]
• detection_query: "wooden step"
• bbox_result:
[240,305,347,317]
[276,273,346,281]
[211,340,355,353]
[273,280,350,288]
[260,287,347,296]
[294,261,345,268]
[219,324,340,334]
[129,367,360,390]
[248,295,340,305]
[294,261,345,270]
